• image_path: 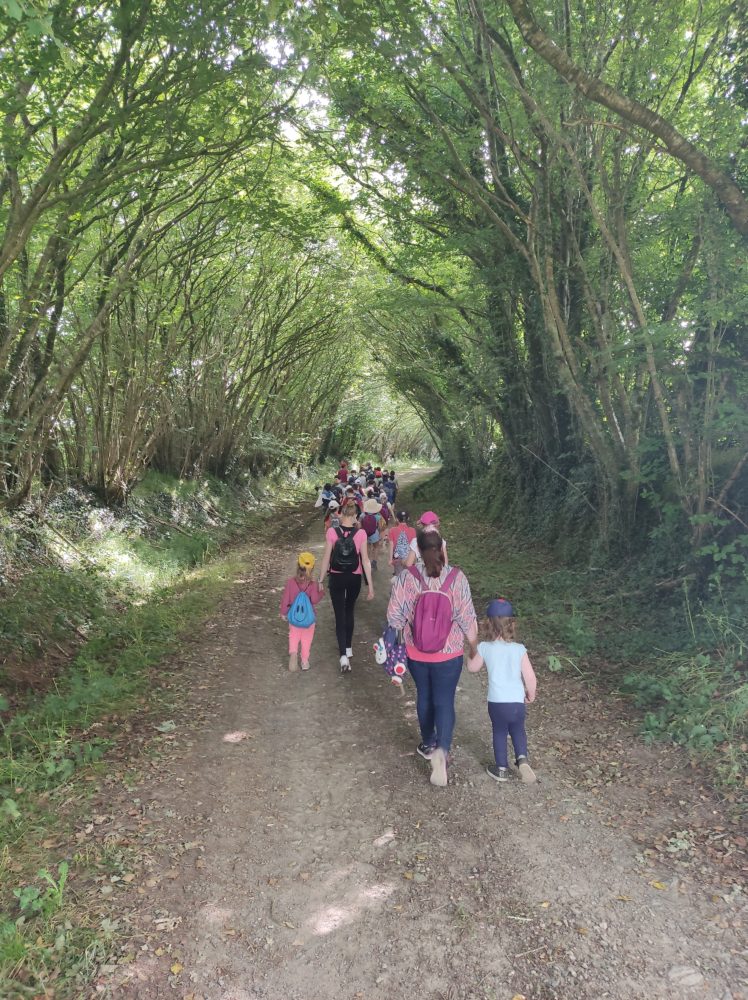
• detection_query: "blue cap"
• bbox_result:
[486,598,514,618]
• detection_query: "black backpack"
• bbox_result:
[331,526,360,572]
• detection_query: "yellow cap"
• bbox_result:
[298,551,315,570]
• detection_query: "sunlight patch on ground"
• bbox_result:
[200,902,235,925]
[309,881,396,936]
[312,904,351,935]
[373,829,396,847]
[223,730,252,743]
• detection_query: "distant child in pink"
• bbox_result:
[279,552,324,672]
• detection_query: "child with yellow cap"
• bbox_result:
[279,552,325,671]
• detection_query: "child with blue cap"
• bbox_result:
[468,597,538,783]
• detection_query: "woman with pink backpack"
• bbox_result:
[386,531,477,787]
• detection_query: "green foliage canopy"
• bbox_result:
[0,0,745,573]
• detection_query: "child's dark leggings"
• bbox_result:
[488,702,528,768]
[327,571,362,654]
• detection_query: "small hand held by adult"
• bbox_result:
[466,650,483,672]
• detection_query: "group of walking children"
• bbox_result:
[294,461,402,675]
[283,460,538,788]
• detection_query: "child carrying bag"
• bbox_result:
[393,529,410,561]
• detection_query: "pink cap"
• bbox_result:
[419,510,439,525]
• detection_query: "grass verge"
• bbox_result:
[0,547,250,998]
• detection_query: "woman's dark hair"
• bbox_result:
[397,510,409,523]
[417,530,445,578]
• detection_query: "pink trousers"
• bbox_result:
[288,624,315,661]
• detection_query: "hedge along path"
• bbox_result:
[89,475,745,1000]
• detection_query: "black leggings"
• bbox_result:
[327,571,362,654]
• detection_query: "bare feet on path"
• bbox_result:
[93,495,746,1000]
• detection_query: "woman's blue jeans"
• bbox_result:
[407,655,463,752]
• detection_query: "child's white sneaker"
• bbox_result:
[517,756,536,783]
[301,661,310,671]
[345,647,353,658]
[339,655,351,673]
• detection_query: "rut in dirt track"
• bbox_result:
[100,482,745,1000]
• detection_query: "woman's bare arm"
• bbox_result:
[359,536,374,599]
[318,539,334,585]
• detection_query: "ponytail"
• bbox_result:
[417,530,445,578]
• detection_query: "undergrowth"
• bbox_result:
[0,549,249,998]
[0,467,318,795]
[1,557,242,805]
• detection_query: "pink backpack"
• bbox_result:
[408,566,459,653]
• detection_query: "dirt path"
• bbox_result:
[92,479,746,1000]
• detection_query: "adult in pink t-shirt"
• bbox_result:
[318,500,373,672]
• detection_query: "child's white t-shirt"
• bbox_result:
[478,640,527,703]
